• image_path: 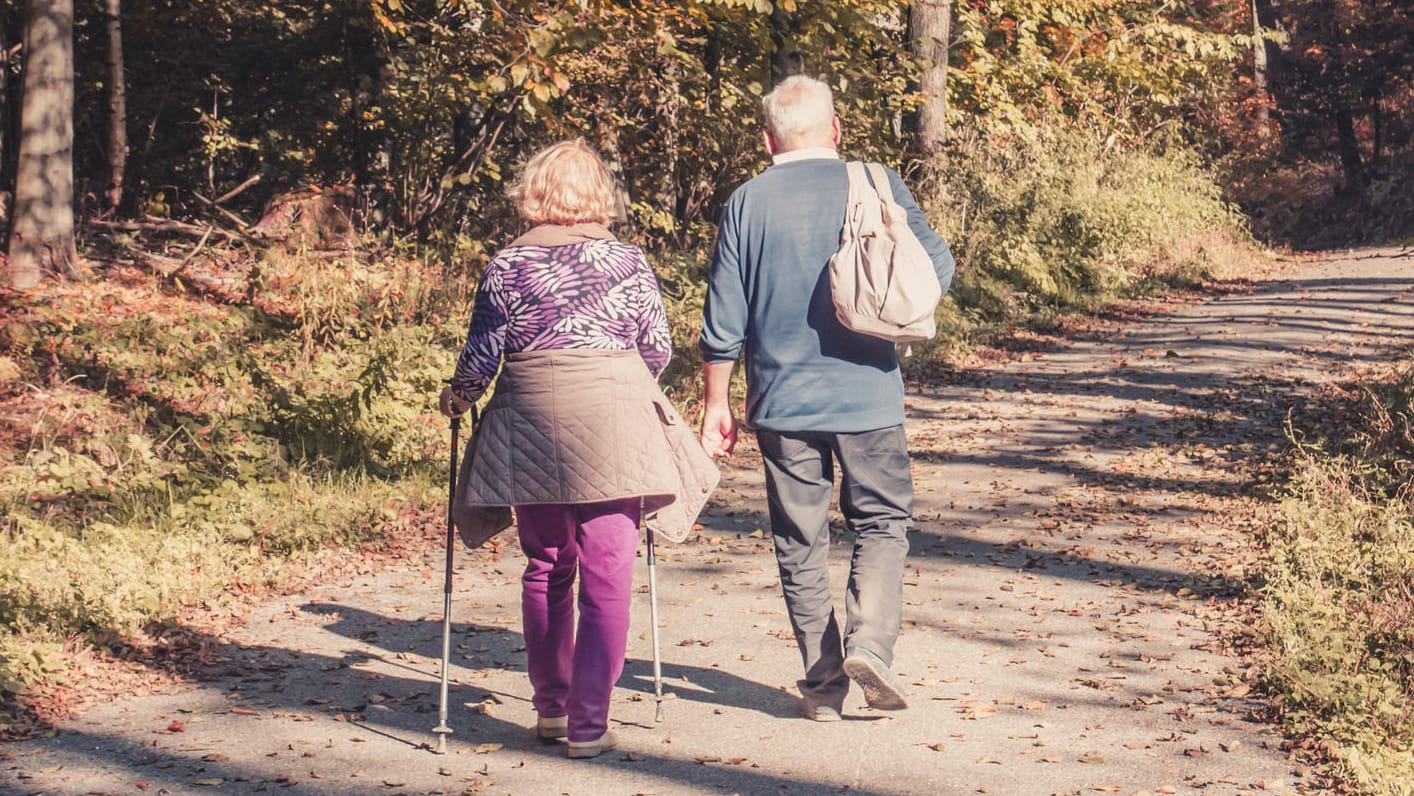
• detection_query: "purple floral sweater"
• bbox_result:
[449,237,672,403]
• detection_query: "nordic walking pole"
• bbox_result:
[646,524,665,723]
[433,411,461,754]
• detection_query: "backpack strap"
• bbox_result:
[864,162,896,207]
[844,160,869,204]
[842,161,870,233]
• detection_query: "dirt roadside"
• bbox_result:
[3,246,1412,796]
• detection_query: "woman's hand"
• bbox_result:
[439,387,473,418]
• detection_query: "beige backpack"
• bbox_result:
[828,161,942,343]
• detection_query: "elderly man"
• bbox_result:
[698,75,955,721]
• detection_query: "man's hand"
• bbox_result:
[438,386,472,418]
[699,360,739,457]
[699,403,738,458]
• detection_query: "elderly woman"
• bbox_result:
[439,139,716,759]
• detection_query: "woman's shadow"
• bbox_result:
[301,601,800,725]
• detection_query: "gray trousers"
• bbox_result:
[756,425,913,709]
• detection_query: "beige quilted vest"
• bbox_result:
[453,349,719,546]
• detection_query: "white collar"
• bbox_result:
[771,147,841,165]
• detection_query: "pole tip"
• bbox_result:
[433,726,451,754]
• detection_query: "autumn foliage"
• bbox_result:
[0,2,1411,786]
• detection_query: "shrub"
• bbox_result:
[1264,357,1414,794]
[929,125,1254,331]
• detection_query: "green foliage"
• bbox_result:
[1264,359,1414,794]
[930,124,1250,329]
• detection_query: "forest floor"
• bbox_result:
[3,246,1414,795]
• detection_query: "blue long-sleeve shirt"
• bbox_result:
[700,154,955,432]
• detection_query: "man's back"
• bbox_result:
[701,156,954,433]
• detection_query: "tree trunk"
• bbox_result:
[1252,0,1286,135]
[911,0,950,158]
[7,0,78,289]
[0,9,9,236]
[1370,94,1382,166]
[1334,105,1364,191]
[655,58,681,223]
[1251,0,1269,124]
[103,0,126,213]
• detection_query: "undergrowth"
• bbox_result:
[0,248,466,732]
[1264,358,1414,795]
[924,125,1255,347]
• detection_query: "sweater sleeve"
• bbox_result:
[449,259,508,403]
[699,192,749,363]
[887,167,956,294]
[631,248,673,377]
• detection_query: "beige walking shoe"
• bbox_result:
[566,730,618,759]
[843,649,909,710]
[536,715,568,741]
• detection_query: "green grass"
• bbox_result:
[1264,359,1414,795]
[0,253,462,727]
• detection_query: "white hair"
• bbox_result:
[762,75,835,149]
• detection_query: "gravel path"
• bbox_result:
[4,246,1412,795]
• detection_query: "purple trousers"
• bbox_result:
[515,498,640,742]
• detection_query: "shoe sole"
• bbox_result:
[797,703,843,722]
[536,718,568,741]
[843,656,908,710]
[567,731,617,759]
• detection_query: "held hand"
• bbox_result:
[438,386,472,418]
[699,404,738,458]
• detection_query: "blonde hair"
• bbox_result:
[762,75,836,149]
[509,139,617,225]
